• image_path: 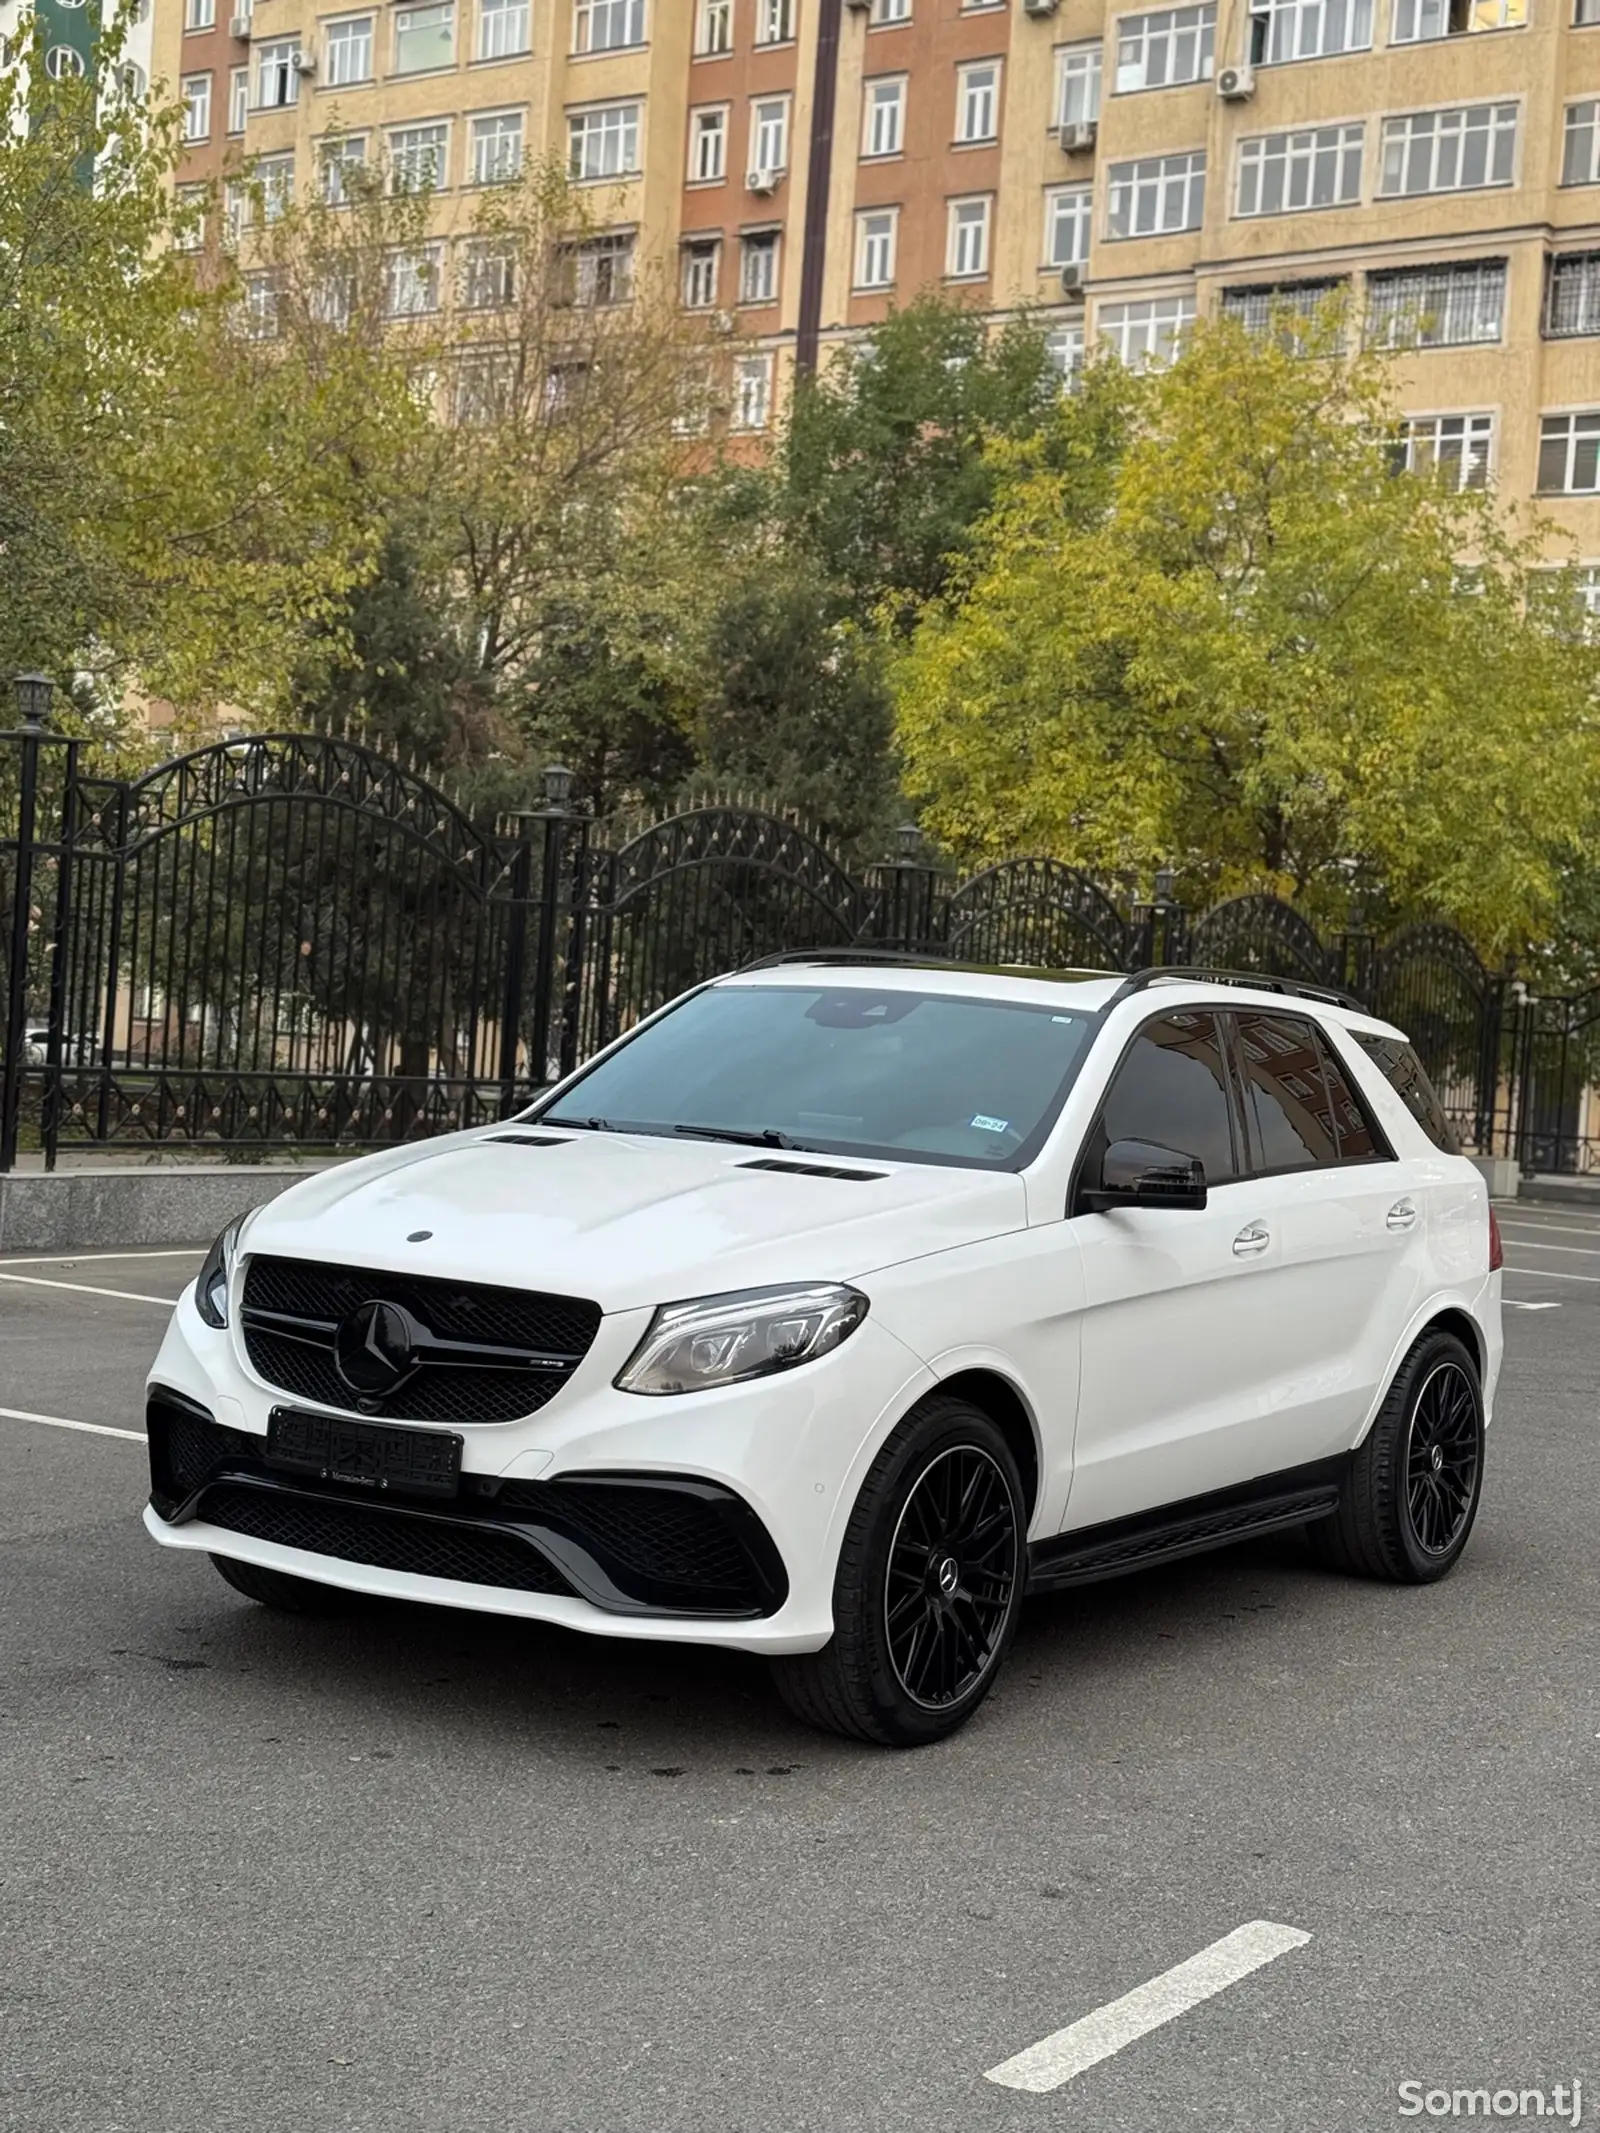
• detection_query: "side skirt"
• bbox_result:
[1026,1456,1350,1594]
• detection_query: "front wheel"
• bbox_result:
[1308,1328,1484,1583]
[770,1395,1027,1746]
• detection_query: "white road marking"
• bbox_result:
[0,1248,205,1268]
[1496,1239,1600,1257]
[1499,1221,1600,1240]
[984,1920,1311,2095]
[0,1405,145,1443]
[1504,1301,1562,1312]
[0,1271,179,1306]
[1501,1265,1600,1285]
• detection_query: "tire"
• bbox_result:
[770,1395,1027,1747]
[209,1552,362,1614]
[1307,1327,1484,1583]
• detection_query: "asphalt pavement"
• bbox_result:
[0,1210,1594,2133]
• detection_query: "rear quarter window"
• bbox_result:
[1352,1034,1460,1155]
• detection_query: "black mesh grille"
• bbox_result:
[201,1484,573,1595]
[165,1408,256,1493]
[240,1256,601,1424]
[502,1480,756,1594]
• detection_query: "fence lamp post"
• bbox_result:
[2,675,59,1172]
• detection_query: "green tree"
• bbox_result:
[893,317,1600,957]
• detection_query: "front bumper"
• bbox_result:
[143,1282,933,1654]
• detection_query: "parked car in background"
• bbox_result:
[143,958,1502,1746]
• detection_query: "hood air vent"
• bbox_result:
[739,1158,885,1182]
[484,1132,573,1147]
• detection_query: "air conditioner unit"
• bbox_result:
[746,167,780,195]
[1059,119,1098,153]
[228,12,251,37]
[1216,63,1255,99]
[293,52,317,75]
[844,0,872,10]
[1059,261,1084,293]
[1023,0,1061,15]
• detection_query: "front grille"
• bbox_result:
[166,1408,255,1494]
[200,1484,574,1596]
[240,1256,601,1424]
[501,1478,758,1596]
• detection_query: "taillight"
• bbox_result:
[1488,1206,1504,1273]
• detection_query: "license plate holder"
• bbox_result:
[266,1407,463,1501]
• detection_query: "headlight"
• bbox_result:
[194,1215,247,1330]
[615,1283,869,1397]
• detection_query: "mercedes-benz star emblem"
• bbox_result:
[936,1555,960,1597]
[334,1299,419,1398]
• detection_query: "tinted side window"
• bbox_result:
[1234,1012,1339,1171]
[1314,1029,1387,1161]
[1101,1013,1238,1185]
[1354,1033,1461,1154]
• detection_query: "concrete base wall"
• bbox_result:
[1470,1156,1521,1201]
[0,1167,329,1254]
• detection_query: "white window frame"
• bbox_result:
[751,95,791,172]
[734,352,774,430]
[957,60,1001,144]
[469,108,523,184]
[1364,260,1507,348]
[697,0,732,52]
[1392,0,1524,40]
[755,0,795,44]
[461,235,516,308]
[393,1,455,75]
[568,101,643,180]
[252,152,294,223]
[871,0,911,18]
[1115,4,1215,91]
[182,73,211,140]
[1235,123,1363,216]
[1105,149,1205,238]
[567,232,636,306]
[1248,0,1371,61]
[1393,411,1496,490]
[388,120,451,192]
[1546,251,1600,337]
[1096,291,1195,366]
[946,194,992,278]
[174,182,207,250]
[228,62,249,132]
[573,0,646,54]
[185,0,215,30]
[254,38,298,108]
[1536,410,1600,493]
[690,106,729,182]
[1378,102,1519,197]
[739,229,780,303]
[1056,44,1103,127]
[855,207,898,288]
[320,132,369,203]
[863,75,906,157]
[324,15,374,85]
[1046,183,1093,268]
[1045,322,1086,384]
[478,0,531,59]
[386,243,444,317]
[682,237,721,308]
[1564,101,1600,187]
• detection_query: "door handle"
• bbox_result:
[1387,1198,1418,1232]
[1232,1221,1271,1258]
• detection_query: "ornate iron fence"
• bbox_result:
[3,719,1594,1172]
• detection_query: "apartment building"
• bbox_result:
[161,0,1600,586]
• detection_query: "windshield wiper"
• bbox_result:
[672,1124,805,1150]
[543,1115,615,1132]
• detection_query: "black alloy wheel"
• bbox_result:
[884,1445,1020,1711]
[1403,1359,1481,1557]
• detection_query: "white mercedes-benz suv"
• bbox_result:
[144,959,1502,1745]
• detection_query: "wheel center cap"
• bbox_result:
[1430,1445,1444,1474]
[936,1555,960,1597]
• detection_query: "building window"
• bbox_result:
[755,0,794,42]
[1391,412,1495,489]
[947,195,992,277]
[1106,150,1205,238]
[1045,322,1085,385]
[1045,184,1092,268]
[255,38,300,104]
[320,133,368,203]
[690,106,728,181]
[1116,4,1215,90]
[1096,291,1194,366]
[873,0,911,17]
[568,102,642,179]
[1248,0,1371,61]
[1379,104,1517,196]
[740,230,780,303]
[1057,45,1103,127]
[389,121,450,191]
[1392,0,1524,38]
[242,273,281,341]
[863,76,906,157]
[856,208,898,287]
[386,244,444,316]
[564,232,636,305]
[1365,260,1507,346]
[683,237,720,307]
[1236,124,1362,215]
[394,1,455,73]
[185,0,215,30]
[228,62,248,131]
[223,179,248,247]
[252,152,294,222]
[470,109,523,182]
[1565,101,1600,186]
[574,0,645,53]
[321,15,370,83]
[1546,252,1600,338]
[1578,0,1600,21]
[1537,412,1600,493]
[478,0,530,58]
[751,96,790,172]
[734,353,774,430]
[182,73,212,139]
[697,0,732,51]
[174,182,208,250]
[1221,277,1348,347]
[957,61,1000,143]
[461,235,515,307]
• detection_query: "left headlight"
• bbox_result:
[194,1214,247,1330]
[615,1283,869,1398]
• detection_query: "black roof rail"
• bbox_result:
[737,949,1119,980]
[1102,966,1369,1015]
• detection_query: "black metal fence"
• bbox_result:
[3,720,1597,1173]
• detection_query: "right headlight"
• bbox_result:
[193,1214,247,1330]
[615,1283,869,1398]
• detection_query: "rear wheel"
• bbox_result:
[1308,1328,1484,1583]
[770,1395,1026,1746]
[210,1553,362,1614]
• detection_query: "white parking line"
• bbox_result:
[1501,1265,1600,1285]
[0,1272,179,1306]
[1499,1222,1600,1240]
[1505,1301,1562,1312]
[0,1248,205,1268]
[984,1920,1311,2095]
[1497,1240,1600,1257]
[0,1405,145,1443]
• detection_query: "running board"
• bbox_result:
[1027,1462,1347,1594]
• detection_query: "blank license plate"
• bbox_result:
[266,1408,462,1501]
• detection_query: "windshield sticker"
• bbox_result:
[970,1114,1010,1134]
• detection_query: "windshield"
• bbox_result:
[540,983,1096,1167]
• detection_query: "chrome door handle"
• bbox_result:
[1232,1222,1271,1258]
[1387,1198,1418,1232]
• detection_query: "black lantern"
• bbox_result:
[542,763,575,809]
[13,673,53,730]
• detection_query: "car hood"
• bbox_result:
[237,1129,1027,1312]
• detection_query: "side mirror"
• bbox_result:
[1082,1138,1208,1212]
